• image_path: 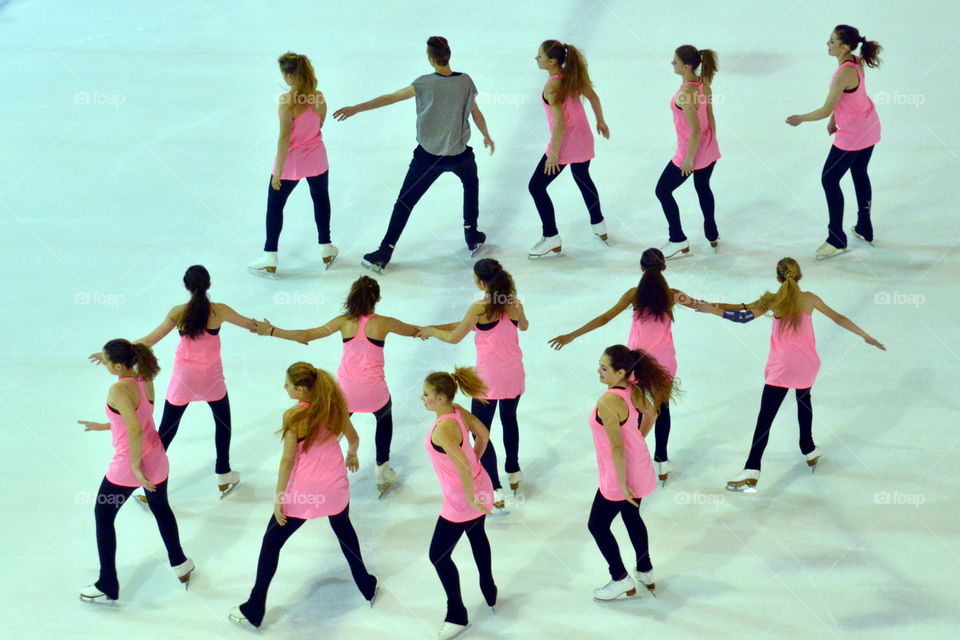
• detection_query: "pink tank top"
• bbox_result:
[282,401,350,519]
[475,313,525,400]
[589,387,657,501]
[765,313,821,389]
[542,74,595,165]
[671,80,721,170]
[277,106,329,180]
[337,315,390,413]
[627,310,678,377]
[105,377,169,487]
[425,408,494,523]
[831,58,881,151]
[166,329,227,406]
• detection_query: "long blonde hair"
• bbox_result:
[759,258,805,330]
[281,362,348,451]
[278,52,317,106]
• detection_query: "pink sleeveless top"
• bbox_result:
[425,408,494,523]
[590,387,657,501]
[671,80,721,170]
[542,74,595,165]
[166,329,227,406]
[765,313,821,389]
[627,311,678,377]
[277,106,329,180]
[831,58,881,151]
[282,401,350,519]
[105,377,169,487]
[475,313,525,400]
[337,315,390,413]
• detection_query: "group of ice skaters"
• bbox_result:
[79,24,888,640]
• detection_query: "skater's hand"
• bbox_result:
[620,483,639,507]
[544,154,560,175]
[89,351,105,365]
[865,335,886,351]
[483,137,495,155]
[548,334,573,350]
[471,494,493,515]
[681,158,694,177]
[345,452,359,472]
[597,120,610,139]
[271,174,282,190]
[332,105,359,121]
[827,121,838,135]
[785,115,804,127]
[692,299,717,314]
[255,319,273,336]
[417,327,434,340]
[78,420,110,431]
[135,470,156,492]
[274,498,288,526]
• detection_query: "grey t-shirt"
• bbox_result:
[411,72,477,156]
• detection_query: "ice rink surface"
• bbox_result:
[2,1,959,638]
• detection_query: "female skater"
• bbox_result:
[694,258,885,491]
[656,45,721,259]
[255,276,420,496]
[249,51,338,275]
[229,363,377,628]
[527,40,610,258]
[549,248,694,484]
[90,265,256,498]
[786,26,882,259]
[79,339,193,602]
[419,259,528,508]
[422,368,497,640]
[588,345,671,601]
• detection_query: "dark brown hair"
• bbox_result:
[427,36,451,66]
[835,25,883,68]
[180,265,211,338]
[103,339,160,382]
[604,345,676,409]
[541,40,593,101]
[675,45,718,84]
[344,276,380,318]
[474,258,516,318]
[633,248,673,322]
[425,367,488,403]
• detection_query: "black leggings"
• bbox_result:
[470,396,521,490]
[652,402,671,464]
[821,144,875,248]
[655,160,718,243]
[350,398,393,466]
[744,384,815,471]
[429,515,496,626]
[528,155,603,237]
[381,146,479,250]
[93,477,186,600]
[264,172,331,252]
[157,394,232,475]
[587,490,652,581]
[239,504,376,628]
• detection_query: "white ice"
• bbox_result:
[2,1,959,638]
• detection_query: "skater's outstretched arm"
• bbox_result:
[255,315,343,344]
[810,293,886,350]
[420,302,483,343]
[597,394,639,507]
[582,86,610,139]
[134,306,180,348]
[786,67,852,126]
[432,418,492,515]
[110,380,155,492]
[470,106,495,154]
[384,316,421,338]
[673,289,705,310]
[215,303,257,332]
[332,86,415,121]
[549,289,633,350]
[453,403,491,460]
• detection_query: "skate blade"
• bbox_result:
[79,594,118,605]
[664,249,691,261]
[595,234,609,246]
[658,475,668,487]
[527,248,562,260]
[361,259,384,274]
[470,243,486,258]
[377,482,394,499]
[219,481,240,500]
[816,248,850,260]
[645,586,658,599]
[323,255,338,270]
[808,459,820,473]
[726,484,758,493]
[248,267,278,280]
[490,505,511,516]
[594,588,637,602]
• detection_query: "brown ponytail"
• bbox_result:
[835,24,883,68]
[281,362,348,451]
[344,276,380,318]
[676,45,718,84]
[425,367,488,403]
[180,265,211,338]
[604,345,676,409]
[278,52,318,105]
[474,258,516,318]
[633,248,673,321]
[103,339,160,382]
[541,40,593,101]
